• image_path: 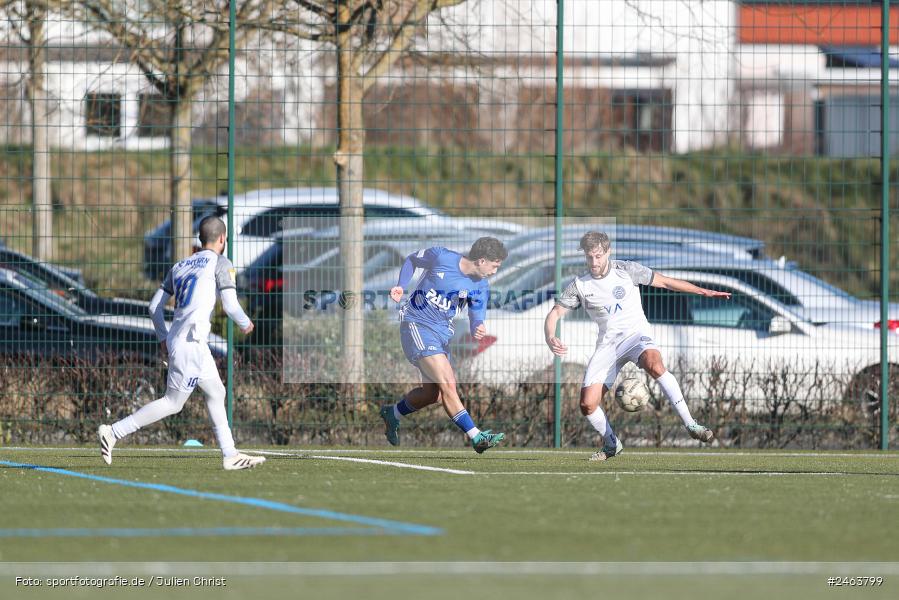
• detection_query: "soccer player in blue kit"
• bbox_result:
[380,237,508,453]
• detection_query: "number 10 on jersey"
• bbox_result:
[174,274,198,309]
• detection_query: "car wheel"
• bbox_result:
[844,364,898,441]
[130,377,158,412]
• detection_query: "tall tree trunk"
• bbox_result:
[170,97,193,264]
[27,5,52,261]
[336,27,365,392]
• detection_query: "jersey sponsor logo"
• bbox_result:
[425,288,452,311]
[458,289,468,299]
[612,286,626,300]
[586,300,624,314]
[602,303,624,314]
[179,256,210,269]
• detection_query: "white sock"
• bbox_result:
[201,379,238,458]
[111,416,139,440]
[393,405,403,420]
[465,427,481,440]
[585,406,618,448]
[656,371,696,428]
[112,390,190,439]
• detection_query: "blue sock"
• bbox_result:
[393,398,416,419]
[452,409,480,439]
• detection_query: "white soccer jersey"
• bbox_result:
[557,259,654,345]
[161,250,236,345]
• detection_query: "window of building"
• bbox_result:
[84,92,121,137]
[610,89,673,152]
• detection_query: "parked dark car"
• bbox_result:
[0,239,86,285]
[0,269,224,361]
[237,224,481,345]
[237,237,413,345]
[142,198,225,281]
[0,247,173,319]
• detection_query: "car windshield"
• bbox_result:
[189,197,226,219]
[787,268,854,301]
[1,259,94,301]
[490,263,584,312]
[22,282,88,318]
[246,242,283,274]
[685,267,802,306]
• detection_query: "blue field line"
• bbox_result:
[0,460,442,537]
[0,526,399,539]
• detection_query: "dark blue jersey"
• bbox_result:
[397,247,489,336]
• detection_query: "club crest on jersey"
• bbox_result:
[458,290,468,299]
[612,286,626,299]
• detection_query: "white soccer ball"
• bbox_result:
[615,377,650,412]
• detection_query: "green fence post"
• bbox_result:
[226,2,237,426]
[881,1,892,450]
[553,0,565,449]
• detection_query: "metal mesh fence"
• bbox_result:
[0,1,896,449]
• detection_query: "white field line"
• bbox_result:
[0,447,470,475]
[229,449,474,474]
[247,450,869,477]
[2,561,899,577]
[1,446,875,477]
[3,446,898,459]
[308,455,474,475]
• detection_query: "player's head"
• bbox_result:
[579,231,611,277]
[199,216,227,254]
[468,237,508,278]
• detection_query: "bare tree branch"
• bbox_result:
[361,0,466,92]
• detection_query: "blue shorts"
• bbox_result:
[400,321,452,369]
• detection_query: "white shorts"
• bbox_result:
[582,331,659,389]
[167,339,220,393]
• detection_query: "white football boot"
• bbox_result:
[223,453,266,471]
[98,424,116,465]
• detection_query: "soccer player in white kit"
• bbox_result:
[543,231,731,461]
[98,216,266,470]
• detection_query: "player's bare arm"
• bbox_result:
[544,304,570,356]
[651,273,732,298]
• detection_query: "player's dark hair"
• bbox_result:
[579,231,611,253]
[199,216,227,245]
[468,237,508,262]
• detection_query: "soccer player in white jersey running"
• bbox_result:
[544,231,731,461]
[98,216,266,470]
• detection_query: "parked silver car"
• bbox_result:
[461,270,897,414]
[483,248,899,331]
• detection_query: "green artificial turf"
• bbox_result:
[1,447,897,599]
